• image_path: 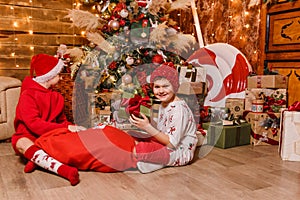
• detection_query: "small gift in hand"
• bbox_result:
[126,95,152,118]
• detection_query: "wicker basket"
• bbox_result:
[53,73,74,123]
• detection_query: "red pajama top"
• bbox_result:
[11,76,72,150]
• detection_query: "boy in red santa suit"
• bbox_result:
[11,54,86,186]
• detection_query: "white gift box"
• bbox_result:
[177,65,207,83]
[280,111,300,161]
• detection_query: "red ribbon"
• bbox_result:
[288,101,300,111]
[126,95,151,117]
[263,97,286,112]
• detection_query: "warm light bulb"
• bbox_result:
[81,31,85,36]
[10,6,14,10]
[16,64,19,68]
[245,11,249,16]
[177,13,181,16]
[13,22,18,27]
[245,24,250,29]
[11,53,15,57]
[29,30,33,34]
[30,46,34,50]
[14,38,18,41]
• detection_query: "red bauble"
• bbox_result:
[152,54,164,65]
[119,19,126,27]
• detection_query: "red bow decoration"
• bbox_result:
[288,101,300,111]
[126,95,151,117]
[263,96,286,112]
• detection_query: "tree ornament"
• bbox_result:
[122,74,133,85]
[120,9,129,18]
[119,19,126,27]
[109,20,120,30]
[152,54,164,65]
[80,0,90,5]
[135,58,143,65]
[126,57,134,65]
[141,32,147,38]
[108,2,117,13]
[101,11,111,20]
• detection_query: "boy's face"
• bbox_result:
[153,78,175,104]
[48,74,61,86]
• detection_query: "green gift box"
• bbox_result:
[202,123,251,149]
[140,105,151,117]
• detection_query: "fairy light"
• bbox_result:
[81,31,86,36]
[29,30,33,34]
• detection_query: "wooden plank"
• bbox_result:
[0,0,74,10]
[0,33,87,45]
[0,17,81,34]
[0,4,71,21]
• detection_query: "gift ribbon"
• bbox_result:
[288,101,300,111]
[263,97,286,112]
[126,95,151,117]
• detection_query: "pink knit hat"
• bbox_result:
[150,64,179,92]
[30,54,64,83]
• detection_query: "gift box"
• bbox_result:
[225,98,245,118]
[118,92,152,119]
[91,108,112,126]
[177,82,207,95]
[202,122,251,149]
[208,107,230,122]
[279,111,300,161]
[244,111,281,145]
[245,88,287,112]
[177,65,206,83]
[247,75,287,89]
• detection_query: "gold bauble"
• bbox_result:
[108,2,117,13]
[101,11,111,20]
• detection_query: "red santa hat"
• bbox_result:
[30,54,64,83]
[150,64,179,92]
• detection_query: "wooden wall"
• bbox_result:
[259,0,300,105]
[0,0,88,80]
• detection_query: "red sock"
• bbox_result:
[24,161,37,173]
[24,145,80,186]
[135,141,170,165]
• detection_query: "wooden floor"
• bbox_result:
[0,141,299,200]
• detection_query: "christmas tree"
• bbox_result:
[61,0,197,95]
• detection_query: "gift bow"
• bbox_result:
[126,95,151,117]
[288,101,300,111]
[263,96,286,112]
